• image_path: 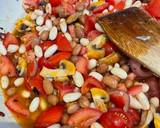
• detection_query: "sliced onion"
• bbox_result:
[129,59,152,78]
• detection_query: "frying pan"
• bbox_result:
[0,0,25,127]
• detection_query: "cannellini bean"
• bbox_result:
[60,18,67,33]
[34,9,44,16]
[36,16,44,26]
[44,44,58,58]
[89,71,103,81]
[45,3,52,14]
[1,76,9,89]
[21,90,31,98]
[150,97,159,108]
[14,77,24,87]
[91,122,104,128]
[29,97,40,112]
[129,95,143,109]
[124,0,133,8]
[80,38,90,46]
[0,41,7,55]
[136,92,150,110]
[132,0,142,8]
[102,9,109,14]
[49,26,58,40]
[19,44,26,54]
[47,124,61,128]
[34,45,43,58]
[83,9,90,15]
[64,32,72,41]
[95,23,104,32]
[31,12,37,20]
[144,110,153,126]
[45,19,53,30]
[7,44,19,53]
[111,67,127,79]
[142,83,149,93]
[108,65,113,71]
[90,102,96,108]
[63,92,81,103]
[43,79,54,95]
[73,71,84,87]
[88,59,97,70]
[114,63,120,68]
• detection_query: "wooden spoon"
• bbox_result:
[99,7,160,77]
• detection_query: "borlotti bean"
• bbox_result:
[29,97,40,112]
[63,92,81,103]
[73,71,84,87]
[1,76,9,89]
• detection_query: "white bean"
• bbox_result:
[95,23,104,32]
[60,18,67,33]
[88,59,97,70]
[80,38,90,46]
[129,95,143,109]
[45,19,53,30]
[124,0,133,9]
[36,16,44,26]
[91,122,104,128]
[111,67,127,79]
[73,71,84,87]
[14,77,24,87]
[63,92,81,103]
[132,0,142,8]
[19,44,26,54]
[7,44,19,53]
[21,90,31,98]
[89,71,103,81]
[34,9,44,16]
[29,97,40,112]
[47,124,61,128]
[64,32,72,41]
[45,3,52,14]
[44,44,58,58]
[49,26,58,40]
[34,45,43,58]
[150,97,159,108]
[1,76,9,89]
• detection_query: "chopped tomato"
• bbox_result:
[5,95,30,116]
[146,0,160,18]
[49,0,61,7]
[127,108,140,126]
[39,41,53,51]
[47,52,71,68]
[81,76,103,94]
[62,2,76,15]
[3,33,19,48]
[34,105,64,128]
[53,81,75,99]
[127,85,142,95]
[87,30,102,41]
[0,56,16,77]
[55,33,72,52]
[63,0,78,4]
[100,108,132,128]
[110,90,129,112]
[68,108,102,127]
[103,41,118,56]
[93,3,109,14]
[23,0,39,10]
[84,15,96,35]
[117,83,127,92]
[38,57,52,70]
[29,74,45,95]
[27,60,38,77]
[76,56,88,75]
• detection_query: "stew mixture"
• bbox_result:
[0,0,160,128]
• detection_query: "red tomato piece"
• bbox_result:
[23,0,39,10]
[39,41,53,51]
[5,95,30,117]
[103,41,118,56]
[29,75,45,95]
[127,85,142,96]
[93,3,109,14]
[117,83,127,92]
[76,56,88,75]
[3,32,19,48]
[47,52,71,68]
[100,108,132,128]
[27,60,38,77]
[146,0,160,18]
[55,33,72,52]
[87,30,102,41]
[127,108,140,126]
[38,57,52,70]
[53,81,75,99]
[84,15,96,34]
[62,2,76,15]
[49,0,61,7]
[34,105,64,128]
[0,56,16,77]
[68,108,102,127]
[81,76,103,94]
[110,90,129,112]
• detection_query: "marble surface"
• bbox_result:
[0,0,25,127]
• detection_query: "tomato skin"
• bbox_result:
[103,41,118,56]
[55,33,72,52]
[53,81,75,99]
[127,108,140,126]
[34,105,64,128]
[47,52,71,68]
[146,0,160,18]
[49,0,61,7]
[5,95,30,117]
[38,57,51,70]
[81,76,103,94]
[76,56,88,75]
[93,3,109,14]
[100,108,132,128]
[39,41,53,51]
[27,60,38,77]
[68,108,102,127]
[3,32,19,47]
